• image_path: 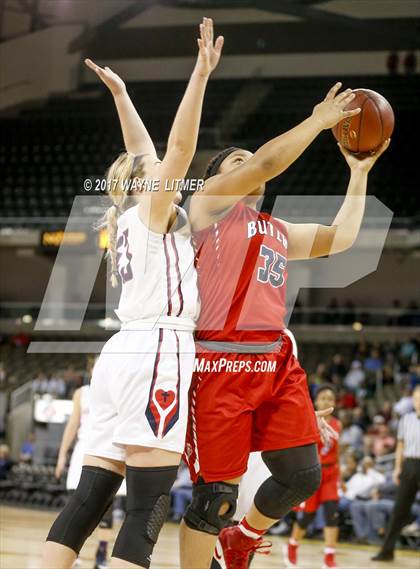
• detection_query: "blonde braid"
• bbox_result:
[102,152,143,287]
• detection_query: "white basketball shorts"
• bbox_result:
[67,442,127,495]
[84,328,195,462]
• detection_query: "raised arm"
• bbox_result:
[84,58,157,157]
[156,18,223,194]
[55,388,81,480]
[284,138,390,260]
[196,83,360,214]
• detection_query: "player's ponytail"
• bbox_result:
[102,152,144,287]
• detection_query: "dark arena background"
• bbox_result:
[0,1,419,568]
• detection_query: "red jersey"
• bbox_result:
[318,417,341,465]
[193,200,288,343]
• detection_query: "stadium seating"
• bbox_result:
[0,75,418,222]
[0,464,67,510]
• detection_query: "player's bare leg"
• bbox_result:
[41,456,125,569]
[41,543,79,569]
[325,526,338,549]
[243,502,278,531]
[217,446,321,568]
[291,521,306,542]
[323,525,339,568]
[180,476,241,569]
[283,521,307,568]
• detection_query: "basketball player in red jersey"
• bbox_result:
[180,82,390,569]
[285,385,342,569]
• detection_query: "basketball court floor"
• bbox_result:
[1,506,418,568]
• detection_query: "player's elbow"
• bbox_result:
[168,139,194,160]
[332,233,357,254]
[327,223,360,255]
[257,155,279,178]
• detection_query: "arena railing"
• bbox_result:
[0,303,419,329]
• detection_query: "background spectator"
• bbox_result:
[339,410,364,452]
[344,360,365,396]
[386,51,399,74]
[20,432,36,464]
[0,444,14,479]
[403,52,417,75]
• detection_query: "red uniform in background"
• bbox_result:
[302,417,342,512]
[185,201,319,483]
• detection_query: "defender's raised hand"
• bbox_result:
[316,408,339,446]
[84,58,126,97]
[312,82,361,130]
[195,17,224,77]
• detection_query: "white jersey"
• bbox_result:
[115,205,199,331]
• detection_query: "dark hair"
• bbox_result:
[203,147,241,180]
[315,384,337,399]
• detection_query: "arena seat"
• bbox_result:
[0,76,418,223]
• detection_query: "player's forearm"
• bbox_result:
[166,67,209,159]
[113,90,156,157]
[252,115,323,181]
[58,423,78,460]
[329,169,368,252]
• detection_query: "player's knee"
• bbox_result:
[112,465,178,569]
[294,463,322,500]
[324,500,339,527]
[254,464,321,520]
[184,479,239,535]
[47,466,123,553]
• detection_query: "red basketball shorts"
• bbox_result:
[184,333,319,483]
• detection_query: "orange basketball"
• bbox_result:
[332,88,394,153]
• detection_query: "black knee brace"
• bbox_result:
[323,500,339,527]
[99,501,114,529]
[254,444,321,520]
[47,466,123,553]
[112,465,178,569]
[184,479,239,535]
[297,511,316,530]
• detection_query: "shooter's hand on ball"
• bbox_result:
[194,17,224,77]
[338,138,390,172]
[84,58,126,97]
[316,407,339,446]
[312,82,361,130]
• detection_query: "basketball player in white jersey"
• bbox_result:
[55,381,126,569]
[41,18,223,569]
